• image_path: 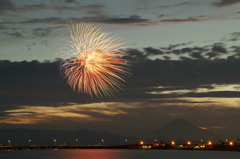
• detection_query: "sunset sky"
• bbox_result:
[1,0,240,137]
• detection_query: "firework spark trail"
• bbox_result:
[57,23,131,98]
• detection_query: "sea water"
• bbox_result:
[0,149,239,159]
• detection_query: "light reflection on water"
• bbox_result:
[0,149,240,159]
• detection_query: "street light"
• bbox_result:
[76,139,78,145]
[171,141,175,145]
[101,139,104,145]
[28,139,31,145]
[208,141,212,145]
[8,140,11,146]
[140,141,144,145]
[187,141,191,145]
[54,139,56,145]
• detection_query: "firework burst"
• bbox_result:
[57,23,130,98]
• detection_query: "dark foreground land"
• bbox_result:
[1,144,240,151]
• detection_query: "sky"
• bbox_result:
[1,0,240,138]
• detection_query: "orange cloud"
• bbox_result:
[198,126,208,130]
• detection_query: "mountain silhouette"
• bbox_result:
[142,119,216,140]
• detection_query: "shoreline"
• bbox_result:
[1,144,240,151]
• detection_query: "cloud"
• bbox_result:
[2,31,25,38]
[136,2,190,10]
[126,43,232,62]
[158,14,165,19]
[0,103,130,124]
[160,42,230,60]
[0,0,14,13]
[64,0,80,4]
[230,46,240,56]
[1,55,240,108]
[211,43,227,53]
[0,3,50,14]
[4,14,151,26]
[143,47,164,56]
[161,42,192,50]
[125,42,191,61]
[0,1,105,15]
[190,52,205,60]
[91,15,151,25]
[0,25,22,30]
[160,17,200,22]
[125,48,158,61]
[213,0,240,7]
[1,100,240,135]
[32,28,52,37]
[1,56,240,134]
[40,40,49,46]
[228,32,240,41]
[0,43,239,105]
[53,5,106,14]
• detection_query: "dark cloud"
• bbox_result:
[206,52,218,58]
[83,5,106,9]
[125,46,165,61]
[205,43,228,59]
[15,4,50,12]
[5,15,151,26]
[2,52,240,135]
[136,2,189,10]
[0,0,14,12]
[160,43,229,60]
[213,0,240,7]
[125,42,232,61]
[211,43,227,53]
[125,48,147,61]
[163,56,171,60]
[16,17,67,25]
[160,17,199,22]
[228,32,240,41]
[143,47,164,56]
[32,28,52,37]
[0,3,50,14]
[161,42,192,50]
[190,52,205,60]
[65,0,80,4]
[0,25,23,30]
[230,46,240,57]
[92,15,151,25]
[1,55,240,107]
[158,14,165,19]
[53,5,106,14]
[40,40,48,46]
[2,31,25,38]
[83,5,107,15]
[0,1,105,15]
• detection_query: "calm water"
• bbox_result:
[0,149,240,159]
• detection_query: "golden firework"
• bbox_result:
[57,23,130,98]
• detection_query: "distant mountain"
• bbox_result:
[0,128,137,146]
[142,119,216,141]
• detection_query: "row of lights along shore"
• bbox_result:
[6,139,79,146]
[5,139,235,146]
[142,139,235,146]
[7,140,32,146]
